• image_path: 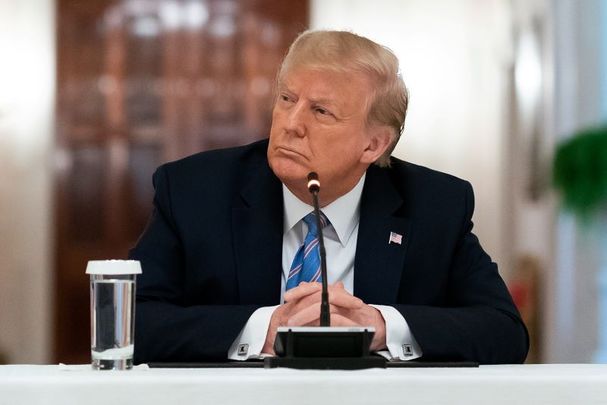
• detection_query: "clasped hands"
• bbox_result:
[262,281,387,354]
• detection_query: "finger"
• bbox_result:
[286,301,322,326]
[289,287,363,317]
[335,304,383,329]
[286,302,342,326]
[328,313,360,327]
[287,285,364,316]
[284,282,321,303]
[286,279,344,303]
[289,282,346,305]
[327,288,364,309]
[287,302,355,326]
[288,290,322,315]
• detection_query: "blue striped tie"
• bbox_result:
[286,212,329,290]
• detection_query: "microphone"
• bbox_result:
[268,172,382,370]
[307,172,330,327]
[307,172,320,193]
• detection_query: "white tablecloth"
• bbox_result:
[1,364,606,405]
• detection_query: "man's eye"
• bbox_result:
[280,94,292,102]
[315,107,329,115]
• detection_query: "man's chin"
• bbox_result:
[268,156,308,184]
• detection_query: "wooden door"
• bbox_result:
[54,0,308,363]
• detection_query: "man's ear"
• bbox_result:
[360,126,393,164]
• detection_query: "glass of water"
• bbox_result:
[86,260,141,370]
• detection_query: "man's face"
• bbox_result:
[267,67,387,204]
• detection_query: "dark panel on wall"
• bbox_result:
[54,0,308,364]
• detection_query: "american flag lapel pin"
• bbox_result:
[388,231,403,245]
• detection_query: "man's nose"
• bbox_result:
[285,102,306,137]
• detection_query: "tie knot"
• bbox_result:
[303,212,329,236]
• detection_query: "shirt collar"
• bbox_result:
[282,173,366,247]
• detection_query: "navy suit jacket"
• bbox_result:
[130,139,528,364]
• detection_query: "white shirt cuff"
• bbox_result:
[370,304,422,361]
[227,305,279,361]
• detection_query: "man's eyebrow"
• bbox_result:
[309,97,337,106]
[277,81,340,110]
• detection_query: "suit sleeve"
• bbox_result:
[129,166,260,363]
[397,182,529,364]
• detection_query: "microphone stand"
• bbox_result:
[307,173,330,327]
[265,172,385,370]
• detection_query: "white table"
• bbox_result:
[1,364,606,405]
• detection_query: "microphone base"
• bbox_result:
[271,326,380,369]
[264,356,386,370]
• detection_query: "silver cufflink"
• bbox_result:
[237,344,249,356]
[403,344,413,357]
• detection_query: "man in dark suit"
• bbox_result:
[130,30,528,364]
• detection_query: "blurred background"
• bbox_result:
[0,0,605,365]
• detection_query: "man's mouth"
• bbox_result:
[276,146,307,160]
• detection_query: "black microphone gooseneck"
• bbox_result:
[307,172,330,327]
[267,172,381,369]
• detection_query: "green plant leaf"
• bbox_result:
[553,125,607,219]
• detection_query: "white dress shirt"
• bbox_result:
[228,174,421,361]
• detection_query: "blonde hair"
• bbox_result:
[277,30,409,167]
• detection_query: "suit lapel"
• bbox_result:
[354,166,411,305]
[232,159,283,305]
